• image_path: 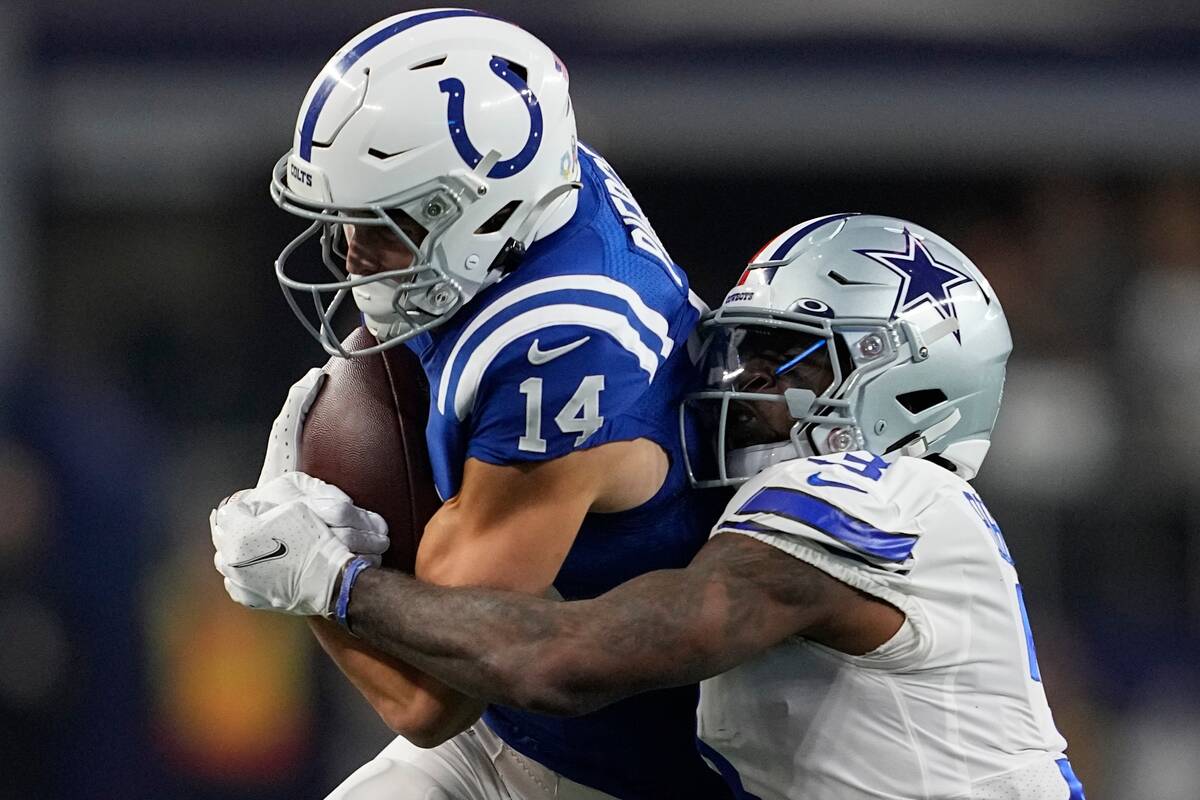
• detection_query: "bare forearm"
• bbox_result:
[348,563,759,716]
[309,617,422,709]
[344,534,892,719]
[308,617,484,743]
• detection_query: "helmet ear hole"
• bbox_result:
[896,389,948,414]
[475,200,522,234]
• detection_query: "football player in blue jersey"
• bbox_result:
[216,215,1087,800]
[211,10,730,800]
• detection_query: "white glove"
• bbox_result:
[241,363,390,557]
[213,369,389,615]
[233,471,390,557]
[212,472,388,618]
[258,367,326,486]
[213,495,361,617]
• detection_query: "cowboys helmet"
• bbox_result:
[683,213,1012,486]
[271,9,580,356]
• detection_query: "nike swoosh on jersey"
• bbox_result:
[228,538,289,568]
[806,472,867,494]
[527,336,591,365]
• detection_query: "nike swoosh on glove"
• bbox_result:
[217,472,390,559]
[213,497,359,617]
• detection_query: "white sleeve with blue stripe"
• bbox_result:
[716,452,924,575]
[713,453,935,658]
[436,276,681,466]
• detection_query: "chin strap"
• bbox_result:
[900,408,963,459]
[481,181,582,283]
[488,239,527,276]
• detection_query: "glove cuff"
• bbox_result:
[335,556,374,635]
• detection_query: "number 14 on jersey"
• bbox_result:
[518,376,606,452]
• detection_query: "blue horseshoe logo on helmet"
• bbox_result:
[439,57,543,178]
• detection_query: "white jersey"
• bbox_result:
[696,452,1085,800]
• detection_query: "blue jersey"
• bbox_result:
[405,144,731,799]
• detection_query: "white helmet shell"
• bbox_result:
[271,9,580,356]
[685,213,1012,485]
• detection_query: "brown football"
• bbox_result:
[299,327,440,572]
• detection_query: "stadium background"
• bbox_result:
[3,2,1200,797]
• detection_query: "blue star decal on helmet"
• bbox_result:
[854,230,974,341]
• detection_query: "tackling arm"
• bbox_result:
[347,532,904,717]
[324,437,668,745]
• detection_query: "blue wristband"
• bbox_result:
[335,556,373,634]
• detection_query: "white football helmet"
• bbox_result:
[683,213,1012,486]
[271,9,580,356]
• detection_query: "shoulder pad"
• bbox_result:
[718,452,933,571]
[457,321,660,466]
[436,273,683,421]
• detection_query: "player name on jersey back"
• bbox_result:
[579,142,680,283]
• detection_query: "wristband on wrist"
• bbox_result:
[335,556,373,634]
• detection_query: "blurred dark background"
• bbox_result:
[4,2,1200,797]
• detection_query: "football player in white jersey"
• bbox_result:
[214,214,1086,799]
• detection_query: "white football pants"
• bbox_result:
[324,721,621,800]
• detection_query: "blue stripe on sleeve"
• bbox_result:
[1056,758,1086,799]
[716,519,909,574]
[1015,583,1042,682]
[437,283,671,415]
[735,486,917,563]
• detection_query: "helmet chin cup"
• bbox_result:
[352,279,402,319]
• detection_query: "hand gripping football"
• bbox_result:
[300,327,441,572]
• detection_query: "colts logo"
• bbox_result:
[439,57,543,178]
